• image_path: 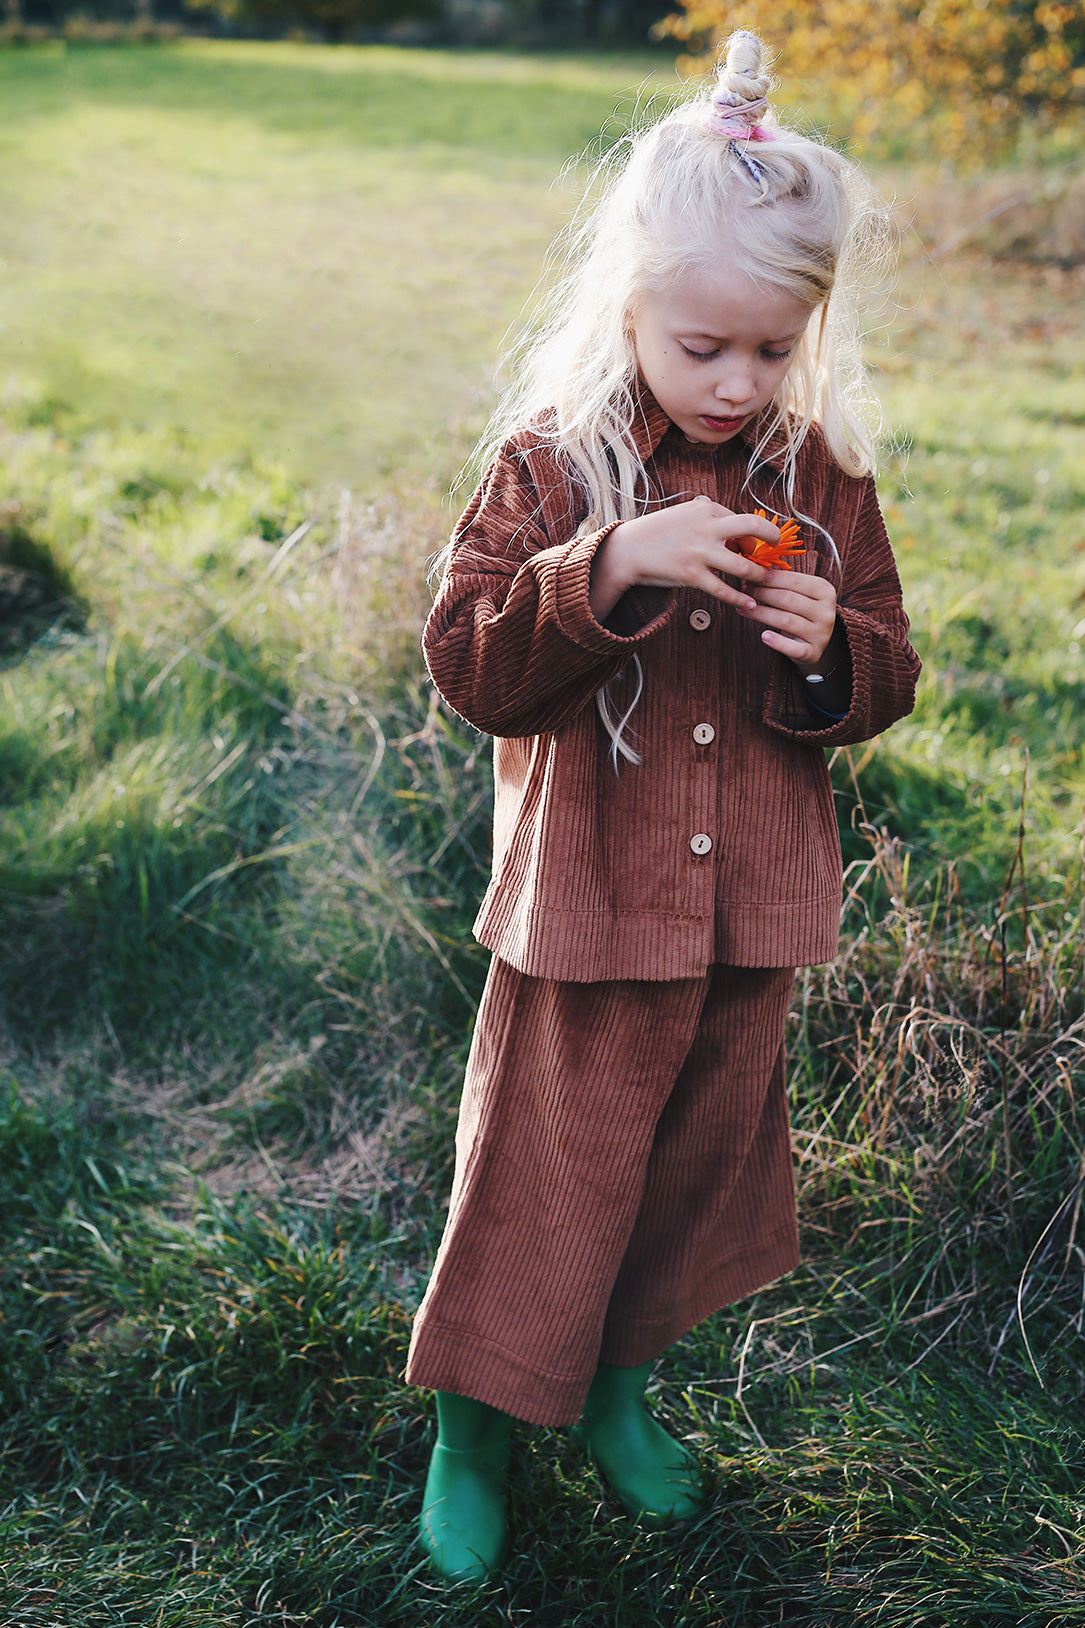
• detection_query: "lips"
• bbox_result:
[701,414,745,433]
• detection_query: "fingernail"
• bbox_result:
[745,599,756,611]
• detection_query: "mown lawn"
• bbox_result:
[1,41,1084,1627]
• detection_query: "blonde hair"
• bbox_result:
[454,31,895,763]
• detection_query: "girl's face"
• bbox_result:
[632,262,813,445]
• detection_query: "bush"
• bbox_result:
[656,0,1085,160]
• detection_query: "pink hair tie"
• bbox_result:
[705,116,772,141]
[705,93,774,183]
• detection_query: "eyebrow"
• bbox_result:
[680,328,806,345]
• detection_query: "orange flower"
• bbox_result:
[734,509,806,570]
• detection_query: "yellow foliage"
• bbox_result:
[656,0,1085,157]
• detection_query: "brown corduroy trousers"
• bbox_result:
[405,958,798,1427]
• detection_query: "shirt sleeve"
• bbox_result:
[762,474,921,746]
[423,438,675,738]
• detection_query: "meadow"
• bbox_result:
[1,40,1084,1626]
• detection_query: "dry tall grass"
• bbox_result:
[788,761,1085,1394]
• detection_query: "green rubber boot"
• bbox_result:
[419,1392,511,1583]
[579,1360,706,1527]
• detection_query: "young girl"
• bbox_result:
[406,30,920,1582]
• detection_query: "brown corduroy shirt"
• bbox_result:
[423,390,921,980]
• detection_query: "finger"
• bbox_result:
[744,586,816,612]
[686,495,734,520]
[713,542,775,581]
[742,598,834,637]
[752,569,835,598]
[700,549,771,588]
[719,512,782,546]
[760,627,818,662]
[744,586,837,624]
[753,608,825,642]
[700,572,760,610]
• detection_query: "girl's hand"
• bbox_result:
[741,568,839,671]
[589,497,778,622]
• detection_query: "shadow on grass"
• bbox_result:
[0,516,88,657]
[0,624,301,1042]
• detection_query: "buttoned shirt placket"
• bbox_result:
[684,595,719,917]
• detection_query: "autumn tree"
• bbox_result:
[656,0,1085,155]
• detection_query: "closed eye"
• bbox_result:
[680,342,796,363]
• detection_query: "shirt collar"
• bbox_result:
[630,380,790,472]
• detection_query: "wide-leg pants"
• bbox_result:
[405,958,798,1427]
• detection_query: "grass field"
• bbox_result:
[1,41,1084,1626]
[0,41,678,486]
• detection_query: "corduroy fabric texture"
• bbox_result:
[423,391,921,981]
[405,958,797,1427]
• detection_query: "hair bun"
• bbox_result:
[710,29,773,125]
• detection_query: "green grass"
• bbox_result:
[3,1025,1084,1624]
[1,40,1084,1626]
[0,41,674,486]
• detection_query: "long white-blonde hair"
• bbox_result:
[451,30,895,763]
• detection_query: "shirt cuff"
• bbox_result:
[550,525,675,651]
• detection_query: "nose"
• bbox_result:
[714,357,757,409]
